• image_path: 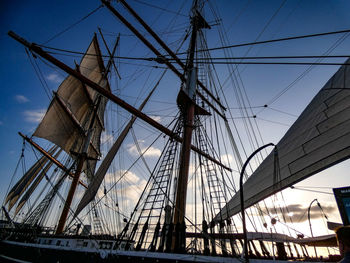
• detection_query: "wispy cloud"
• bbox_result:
[150,115,161,122]
[221,153,234,167]
[105,170,140,184]
[23,109,46,123]
[15,95,29,103]
[101,132,113,144]
[127,141,161,157]
[0,121,3,126]
[100,170,146,209]
[46,73,63,83]
[260,203,336,223]
[120,178,147,205]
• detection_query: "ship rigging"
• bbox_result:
[1,0,349,262]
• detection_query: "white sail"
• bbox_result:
[5,146,58,210]
[74,85,157,217]
[214,58,350,222]
[33,35,109,180]
[14,149,62,216]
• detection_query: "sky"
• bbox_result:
[1,0,350,249]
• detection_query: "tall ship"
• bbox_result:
[1,0,349,262]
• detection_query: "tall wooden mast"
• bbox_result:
[172,1,211,252]
[56,35,119,235]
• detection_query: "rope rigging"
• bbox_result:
[174,28,350,55]
[4,0,346,259]
[36,44,350,64]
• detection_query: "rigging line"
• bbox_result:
[237,0,302,77]
[214,0,251,36]
[229,105,264,109]
[29,146,87,230]
[45,51,171,69]
[15,148,61,219]
[179,61,350,66]
[39,45,350,61]
[264,106,298,118]
[123,0,188,94]
[130,0,188,17]
[26,49,51,100]
[131,128,152,174]
[40,45,152,60]
[43,5,103,44]
[120,61,170,69]
[246,0,288,60]
[253,203,309,237]
[197,23,248,176]
[102,26,190,38]
[216,32,257,162]
[132,125,228,251]
[2,140,25,206]
[290,187,333,195]
[102,200,131,221]
[175,28,350,55]
[213,2,270,164]
[43,48,349,61]
[227,116,291,127]
[81,119,170,220]
[267,32,350,105]
[256,117,291,127]
[169,55,350,60]
[295,185,333,189]
[29,51,87,141]
[122,94,176,105]
[99,21,191,37]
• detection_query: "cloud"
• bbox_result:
[101,132,113,144]
[221,153,234,167]
[105,170,141,184]
[259,203,336,223]
[15,95,29,103]
[0,121,3,125]
[106,173,147,208]
[127,141,161,157]
[46,73,63,83]
[123,179,147,204]
[23,109,46,123]
[150,115,161,122]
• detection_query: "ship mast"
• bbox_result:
[55,101,100,234]
[173,0,210,252]
[56,35,119,235]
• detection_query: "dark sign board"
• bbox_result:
[333,186,350,226]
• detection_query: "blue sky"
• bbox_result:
[1,0,350,241]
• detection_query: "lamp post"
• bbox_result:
[240,143,275,263]
[270,218,277,260]
[307,198,319,258]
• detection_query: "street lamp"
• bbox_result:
[307,198,319,258]
[240,143,275,263]
[271,218,277,260]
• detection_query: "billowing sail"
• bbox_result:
[74,84,157,217]
[33,35,109,180]
[214,58,350,222]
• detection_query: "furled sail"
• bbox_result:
[5,146,58,211]
[14,149,62,216]
[33,35,110,180]
[214,58,350,222]
[74,84,157,217]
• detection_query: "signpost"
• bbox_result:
[333,186,350,226]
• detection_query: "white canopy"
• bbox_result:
[214,58,350,222]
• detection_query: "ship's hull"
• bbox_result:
[1,239,328,263]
